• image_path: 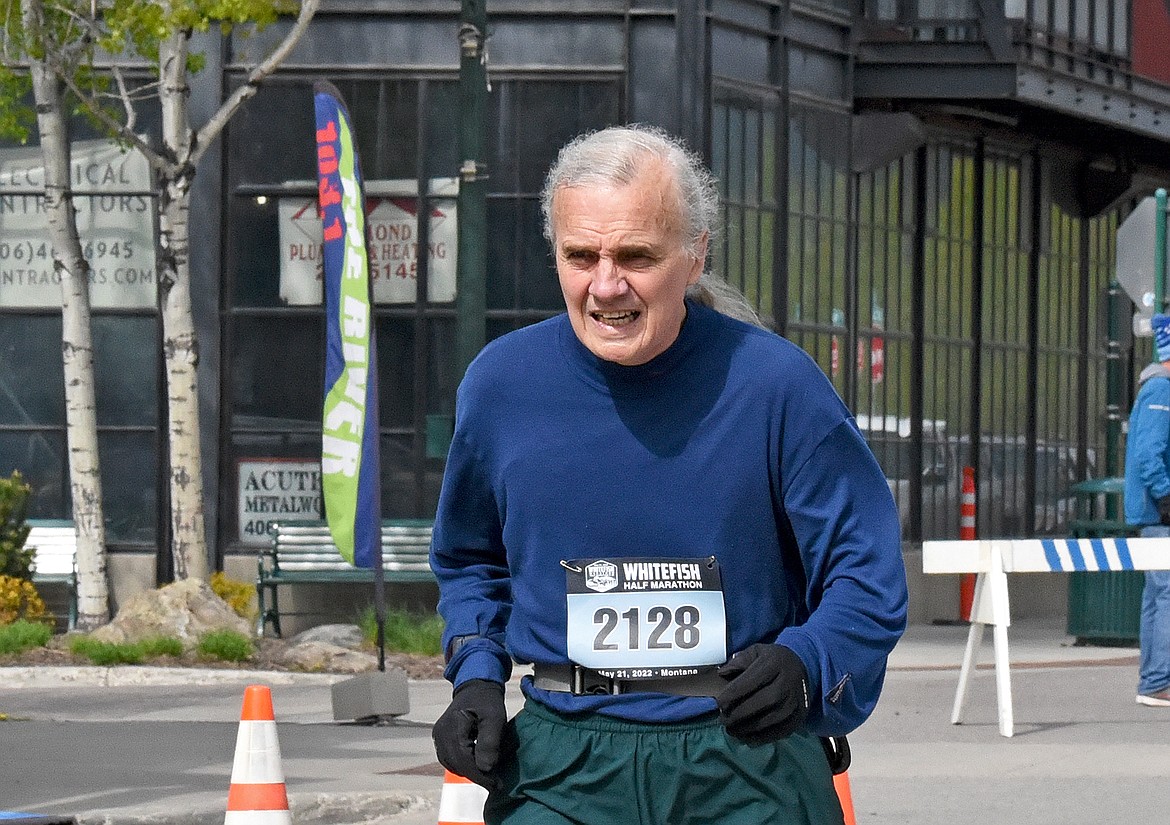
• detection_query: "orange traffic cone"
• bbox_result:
[834,770,857,825]
[437,770,488,825]
[225,684,292,825]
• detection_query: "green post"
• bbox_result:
[1106,280,1122,511]
[456,0,488,381]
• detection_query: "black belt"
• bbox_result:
[531,663,727,697]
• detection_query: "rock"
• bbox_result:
[290,623,366,650]
[281,640,377,673]
[89,579,251,650]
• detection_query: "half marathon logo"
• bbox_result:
[569,556,721,595]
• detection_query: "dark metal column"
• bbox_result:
[909,146,928,542]
[968,142,985,479]
[1023,150,1041,534]
[675,0,708,151]
[456,0,488,381]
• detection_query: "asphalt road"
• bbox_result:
[2,620,1169,825]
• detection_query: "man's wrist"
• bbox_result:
[452,678,504,698]
[447,647,512,687]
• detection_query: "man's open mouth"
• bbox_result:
[591,310,640,326]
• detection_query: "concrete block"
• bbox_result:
[331,668,411,721]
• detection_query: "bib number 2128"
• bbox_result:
[592,605,701,652]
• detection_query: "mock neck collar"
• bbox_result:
[559,299,714,390]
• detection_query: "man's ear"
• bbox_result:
[688,232,709,285]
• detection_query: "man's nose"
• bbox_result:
[589,258,628,300]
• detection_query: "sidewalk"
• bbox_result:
[886,616,1139,670]
[2,616,1131,690]
[0,618,1158,825]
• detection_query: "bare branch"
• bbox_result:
[191,0,320,167]
[112,66,136,131]
[42,0,100,66]
[57,69,165,172]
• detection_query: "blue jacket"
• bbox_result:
[430,301,908,736]
[1125,364,1170,525]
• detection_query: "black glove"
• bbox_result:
[715,643,810,746]
[431,679,507,790]
[1158,495,1170,526]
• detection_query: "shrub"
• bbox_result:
[69,636,147,666]
[0,619,53,655]
[358,606,444,655]
[67,635,183,665]
[0,472,33,581]
[198,629,254,662]
[0,574,49,626]
[139,636,184,658]
[210,571,258,622]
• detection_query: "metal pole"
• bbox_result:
[1106,280,1123,494]
[456,0,488,381]
[1155,188,1167,326]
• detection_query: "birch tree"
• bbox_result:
[1,0,110,628]
[53,0,319,580]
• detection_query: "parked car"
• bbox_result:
[857,415,1093,539]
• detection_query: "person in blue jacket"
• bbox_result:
[429,124,908,824]
[1125,313,1170,707]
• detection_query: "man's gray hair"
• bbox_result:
[540,124,720,259]
[687,272,764,329]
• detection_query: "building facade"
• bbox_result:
[2,0,1168,623]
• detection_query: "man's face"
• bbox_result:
[552,161,706,366]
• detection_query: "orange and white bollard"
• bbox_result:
[834,771,857,825]
[225,685,292,825]
[959,466,977,621]
[437,770,488,825]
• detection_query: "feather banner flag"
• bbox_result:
[314,81,382,570]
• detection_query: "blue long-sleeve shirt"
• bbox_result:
[430,301,908,736]
[1125,364,1170,526]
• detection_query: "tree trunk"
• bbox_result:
[24,0,110,627]
[44,4,321,584]
[157,30,208,582]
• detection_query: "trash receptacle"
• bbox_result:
[1065,477,1143,646]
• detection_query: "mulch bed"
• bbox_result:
[0,635,447,680]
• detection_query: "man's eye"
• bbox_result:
[565,251,596,264]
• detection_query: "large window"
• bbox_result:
[0,92,162,548]
[0,313,159,543]
[711,93,782,326]
[786,105,852,394]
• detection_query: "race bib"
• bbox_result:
[564,556,728,678]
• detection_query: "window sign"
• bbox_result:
[0,139,156,309]
[278,177,458,305]
[237,459,323,545]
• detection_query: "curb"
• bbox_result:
[0,666,346,688]
[71,792,438,825]
[888,654,1140,672]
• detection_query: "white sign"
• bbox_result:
[278,177,458,305]
[237,459,323,545]
[1117,196,1160,337]
[0,140,156,309]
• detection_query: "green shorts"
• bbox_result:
[485,699,844,825]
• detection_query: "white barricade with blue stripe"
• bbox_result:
[922,537,1170,737]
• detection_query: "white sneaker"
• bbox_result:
[1136,691,1170,707]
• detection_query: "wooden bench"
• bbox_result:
[23,519,79,630]
[257,519,436,637]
